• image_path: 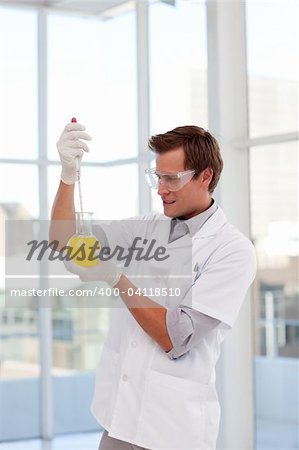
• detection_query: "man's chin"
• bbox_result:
[163,211,176,218]
[163,202,178,217]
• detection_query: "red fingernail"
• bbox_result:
[71,117,77,123]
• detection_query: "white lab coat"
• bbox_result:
[91,207,256,450]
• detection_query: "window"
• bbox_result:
[0,4,139,440]
[48,12,137,162]
[149,0,207,134]
[0,8,38,159]
[250,142,298,360]
[0,8,40,439]
[246,0,298,137]
[247,1,299,445]
[149,0,207,211]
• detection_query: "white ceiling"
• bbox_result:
[0,0,175,18]
[0,0,136,18]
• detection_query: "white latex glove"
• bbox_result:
[64,258,122,287]
[57,122,91,185]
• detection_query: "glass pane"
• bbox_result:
[246,0,298,137]
[149,0,207,134]
[0,164,39,219]
[250,142,298,448]
[250,143,298,242]
[0,164,39,377]
[49,163,139,220]
[48,11,137,162]
[52,306,110,373]
[0,164,40,439]
[0,8,38,159]
[0,307,39,379]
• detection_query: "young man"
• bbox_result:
[51,122,256,450]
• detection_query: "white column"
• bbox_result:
[207,1,254,449]
[37,8,53,440]
[136,0,151,215]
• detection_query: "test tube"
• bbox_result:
[71,117,84,222]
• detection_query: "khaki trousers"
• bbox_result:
[99,430,147,450]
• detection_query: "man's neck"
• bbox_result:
[177,198,214,220]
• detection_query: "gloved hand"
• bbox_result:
[57,122,91,185]
[64,257,122,287]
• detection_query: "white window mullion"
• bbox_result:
[207,1,254,449]
[37,7,53,440]
[136,0,151,216]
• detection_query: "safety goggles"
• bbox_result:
[144,168,196,192]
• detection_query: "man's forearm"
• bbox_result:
[115,274,173,352]
[49,181,76,249]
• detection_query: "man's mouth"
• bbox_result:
[163,200,176,205]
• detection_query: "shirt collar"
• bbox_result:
[170,199,218,238]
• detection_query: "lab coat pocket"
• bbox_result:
[139,370,207,449]
[91,345,120,426]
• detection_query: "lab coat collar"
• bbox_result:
[192,206,227,239]
[156,205,227,246]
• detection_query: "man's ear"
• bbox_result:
[202,168,213,186]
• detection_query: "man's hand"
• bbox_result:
[64,258,122,287]
[57,122,91,185]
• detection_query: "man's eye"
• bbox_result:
[155,174,178,182]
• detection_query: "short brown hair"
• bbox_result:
[148,125,223,193]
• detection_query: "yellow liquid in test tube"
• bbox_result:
[67,212,100,267]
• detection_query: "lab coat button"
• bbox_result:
[131,340,137,348]
[122,374,128,382]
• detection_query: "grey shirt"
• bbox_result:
[165,200,221,359]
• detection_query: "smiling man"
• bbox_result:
[147,127,219,220]
[51,123,256,450]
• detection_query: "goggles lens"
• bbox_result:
[144,169,195,192]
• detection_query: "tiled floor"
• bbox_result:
[0,432,102,450]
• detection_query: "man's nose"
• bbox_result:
[157,179,170,195]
